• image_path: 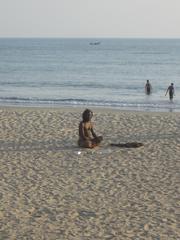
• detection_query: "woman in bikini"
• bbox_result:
[78,109,103,148]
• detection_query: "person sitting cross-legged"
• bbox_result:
[78,109,103,148]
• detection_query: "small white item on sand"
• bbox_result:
[77,151,81,155]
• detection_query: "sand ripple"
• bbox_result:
[0,107,179,239]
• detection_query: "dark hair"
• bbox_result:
[82,109,93,122]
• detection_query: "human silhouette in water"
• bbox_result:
[145,80,152,95]
[78,109,103,148]
[165,83,175,101]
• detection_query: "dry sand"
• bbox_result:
[0,106,179,239]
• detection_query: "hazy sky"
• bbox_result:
[0,0,180,38]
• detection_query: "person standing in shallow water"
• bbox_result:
[145,80,152,95]
[78,109,103,148]
[165,83,175,101]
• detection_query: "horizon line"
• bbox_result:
[0,36,180,39]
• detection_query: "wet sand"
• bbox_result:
[0,106,179,239]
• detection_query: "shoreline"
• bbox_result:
[0,103,179,114]
[0,106,179,239]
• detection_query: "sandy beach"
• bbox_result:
[0,106,179,239]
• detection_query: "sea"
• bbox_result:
[0,38,180,112]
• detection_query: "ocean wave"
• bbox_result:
[132,52,169,55]
[0,96,179,112]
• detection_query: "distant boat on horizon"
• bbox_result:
[89,41,101,45]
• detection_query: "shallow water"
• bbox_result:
[0,38,180,112]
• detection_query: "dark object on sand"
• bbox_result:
[110,142,143,148]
